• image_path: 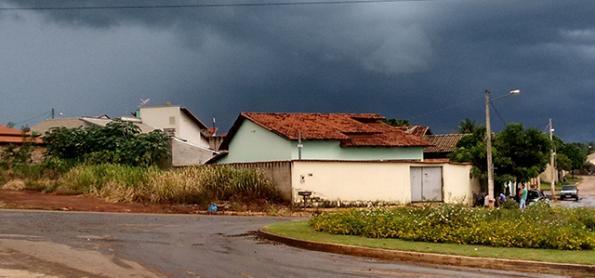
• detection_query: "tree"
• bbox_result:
[494,123,551,183]
[450,123,551,195]
[44,121,170,167]
[558,142,589,171]
[384,118,410,127]
[458,118,478,134]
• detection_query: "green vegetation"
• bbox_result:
[451,123,551,185]
[44,121,169,167]
[56,164,279,204]
[310,205,595,250]
[264,221,595,265]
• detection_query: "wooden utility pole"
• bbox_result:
[485,90,495,207]
[549,118,556,201]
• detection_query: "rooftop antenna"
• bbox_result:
[212,117,217,136]
[138,98,151,108]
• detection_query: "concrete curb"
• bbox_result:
[258,228,595,277]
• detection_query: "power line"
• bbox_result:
[490,101,507,127]
[408,94,483,121]
[0,0,431,11]
[12,110,52,125]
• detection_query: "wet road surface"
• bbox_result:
[555,175,595,208]
[0,210,561,277]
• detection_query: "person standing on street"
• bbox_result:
[519,184,528,210]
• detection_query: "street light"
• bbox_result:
[485,89,521,207]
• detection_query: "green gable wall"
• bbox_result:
[218,120,424,163]
[290,141,423,161]
[218,120,293,163]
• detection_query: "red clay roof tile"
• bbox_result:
[239,112,430,147]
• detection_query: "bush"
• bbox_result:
[57,164,278,204]
[310,204,595,250]
[44,121,169,167]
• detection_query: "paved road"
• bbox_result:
[0,210,559,277]
[556,175,595,208]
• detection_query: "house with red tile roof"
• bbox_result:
[213,112,478,206]
[216,112,431,163]
[0,125,43,145]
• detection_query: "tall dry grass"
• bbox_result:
[57,164,278,204]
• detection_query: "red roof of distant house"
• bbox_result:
[0,125,43,144]
[221,112,431,149]
[424,133,467,153]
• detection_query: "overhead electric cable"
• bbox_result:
[490,101,507,127]
[0,0,431,11]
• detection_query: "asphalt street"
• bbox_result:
[555,175,595,208]
[0,210,563,278]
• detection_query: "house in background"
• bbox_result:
[0,125,45,163]
[31,105,219,166]
[424,134,468,160]
[0,125,43,145]
[137,105,218,166]
[217,112,430,163]
[214,112,478,206]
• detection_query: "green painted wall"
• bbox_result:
[219,120,293,163]
[290,141,423,161]
[219,120,424,163]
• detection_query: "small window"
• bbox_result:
[169,116,176,125]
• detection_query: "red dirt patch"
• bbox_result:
[0,190,204,214]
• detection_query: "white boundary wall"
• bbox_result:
[291,160,477,206]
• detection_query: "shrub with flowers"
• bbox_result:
[310,204,595,250]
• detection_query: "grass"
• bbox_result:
[56,164,279,204]
[264,221,595,265]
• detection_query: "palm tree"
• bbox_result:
[458,118,477,134]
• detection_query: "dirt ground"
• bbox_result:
[0,190,304,216]
[577,175,595,196]
[0,190,206,214]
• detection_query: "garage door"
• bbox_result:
[410,166,443,202]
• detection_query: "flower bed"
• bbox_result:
[310,204,595,250]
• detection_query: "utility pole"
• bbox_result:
[549,118,556,201]
[485,90,495,207]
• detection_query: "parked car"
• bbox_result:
[526,189,550,206]
[559,185,579,201]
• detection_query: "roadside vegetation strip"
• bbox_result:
[262,221,595,264]
[311,205,595,250]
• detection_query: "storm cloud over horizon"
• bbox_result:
[0,0,594,141]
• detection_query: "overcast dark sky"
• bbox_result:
[0,0,593,141]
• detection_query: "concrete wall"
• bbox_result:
[440,163,475,205]
[291,160,476,205]
[291,161,411,204]
[139,106,209,148]
[539,163,558,183]
[224,161,293,202]
[171,138,217,167]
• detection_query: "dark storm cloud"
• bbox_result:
[1,0,594,141]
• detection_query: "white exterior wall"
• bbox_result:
[178,111,210,148]
[440,163,475,205]
[139,106,209,148]
[291,161,475,205]
[291,161,411,204]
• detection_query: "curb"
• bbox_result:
[258,228,595,277]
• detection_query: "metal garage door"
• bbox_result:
[410,166,443,202]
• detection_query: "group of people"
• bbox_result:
[477,184,529,210]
